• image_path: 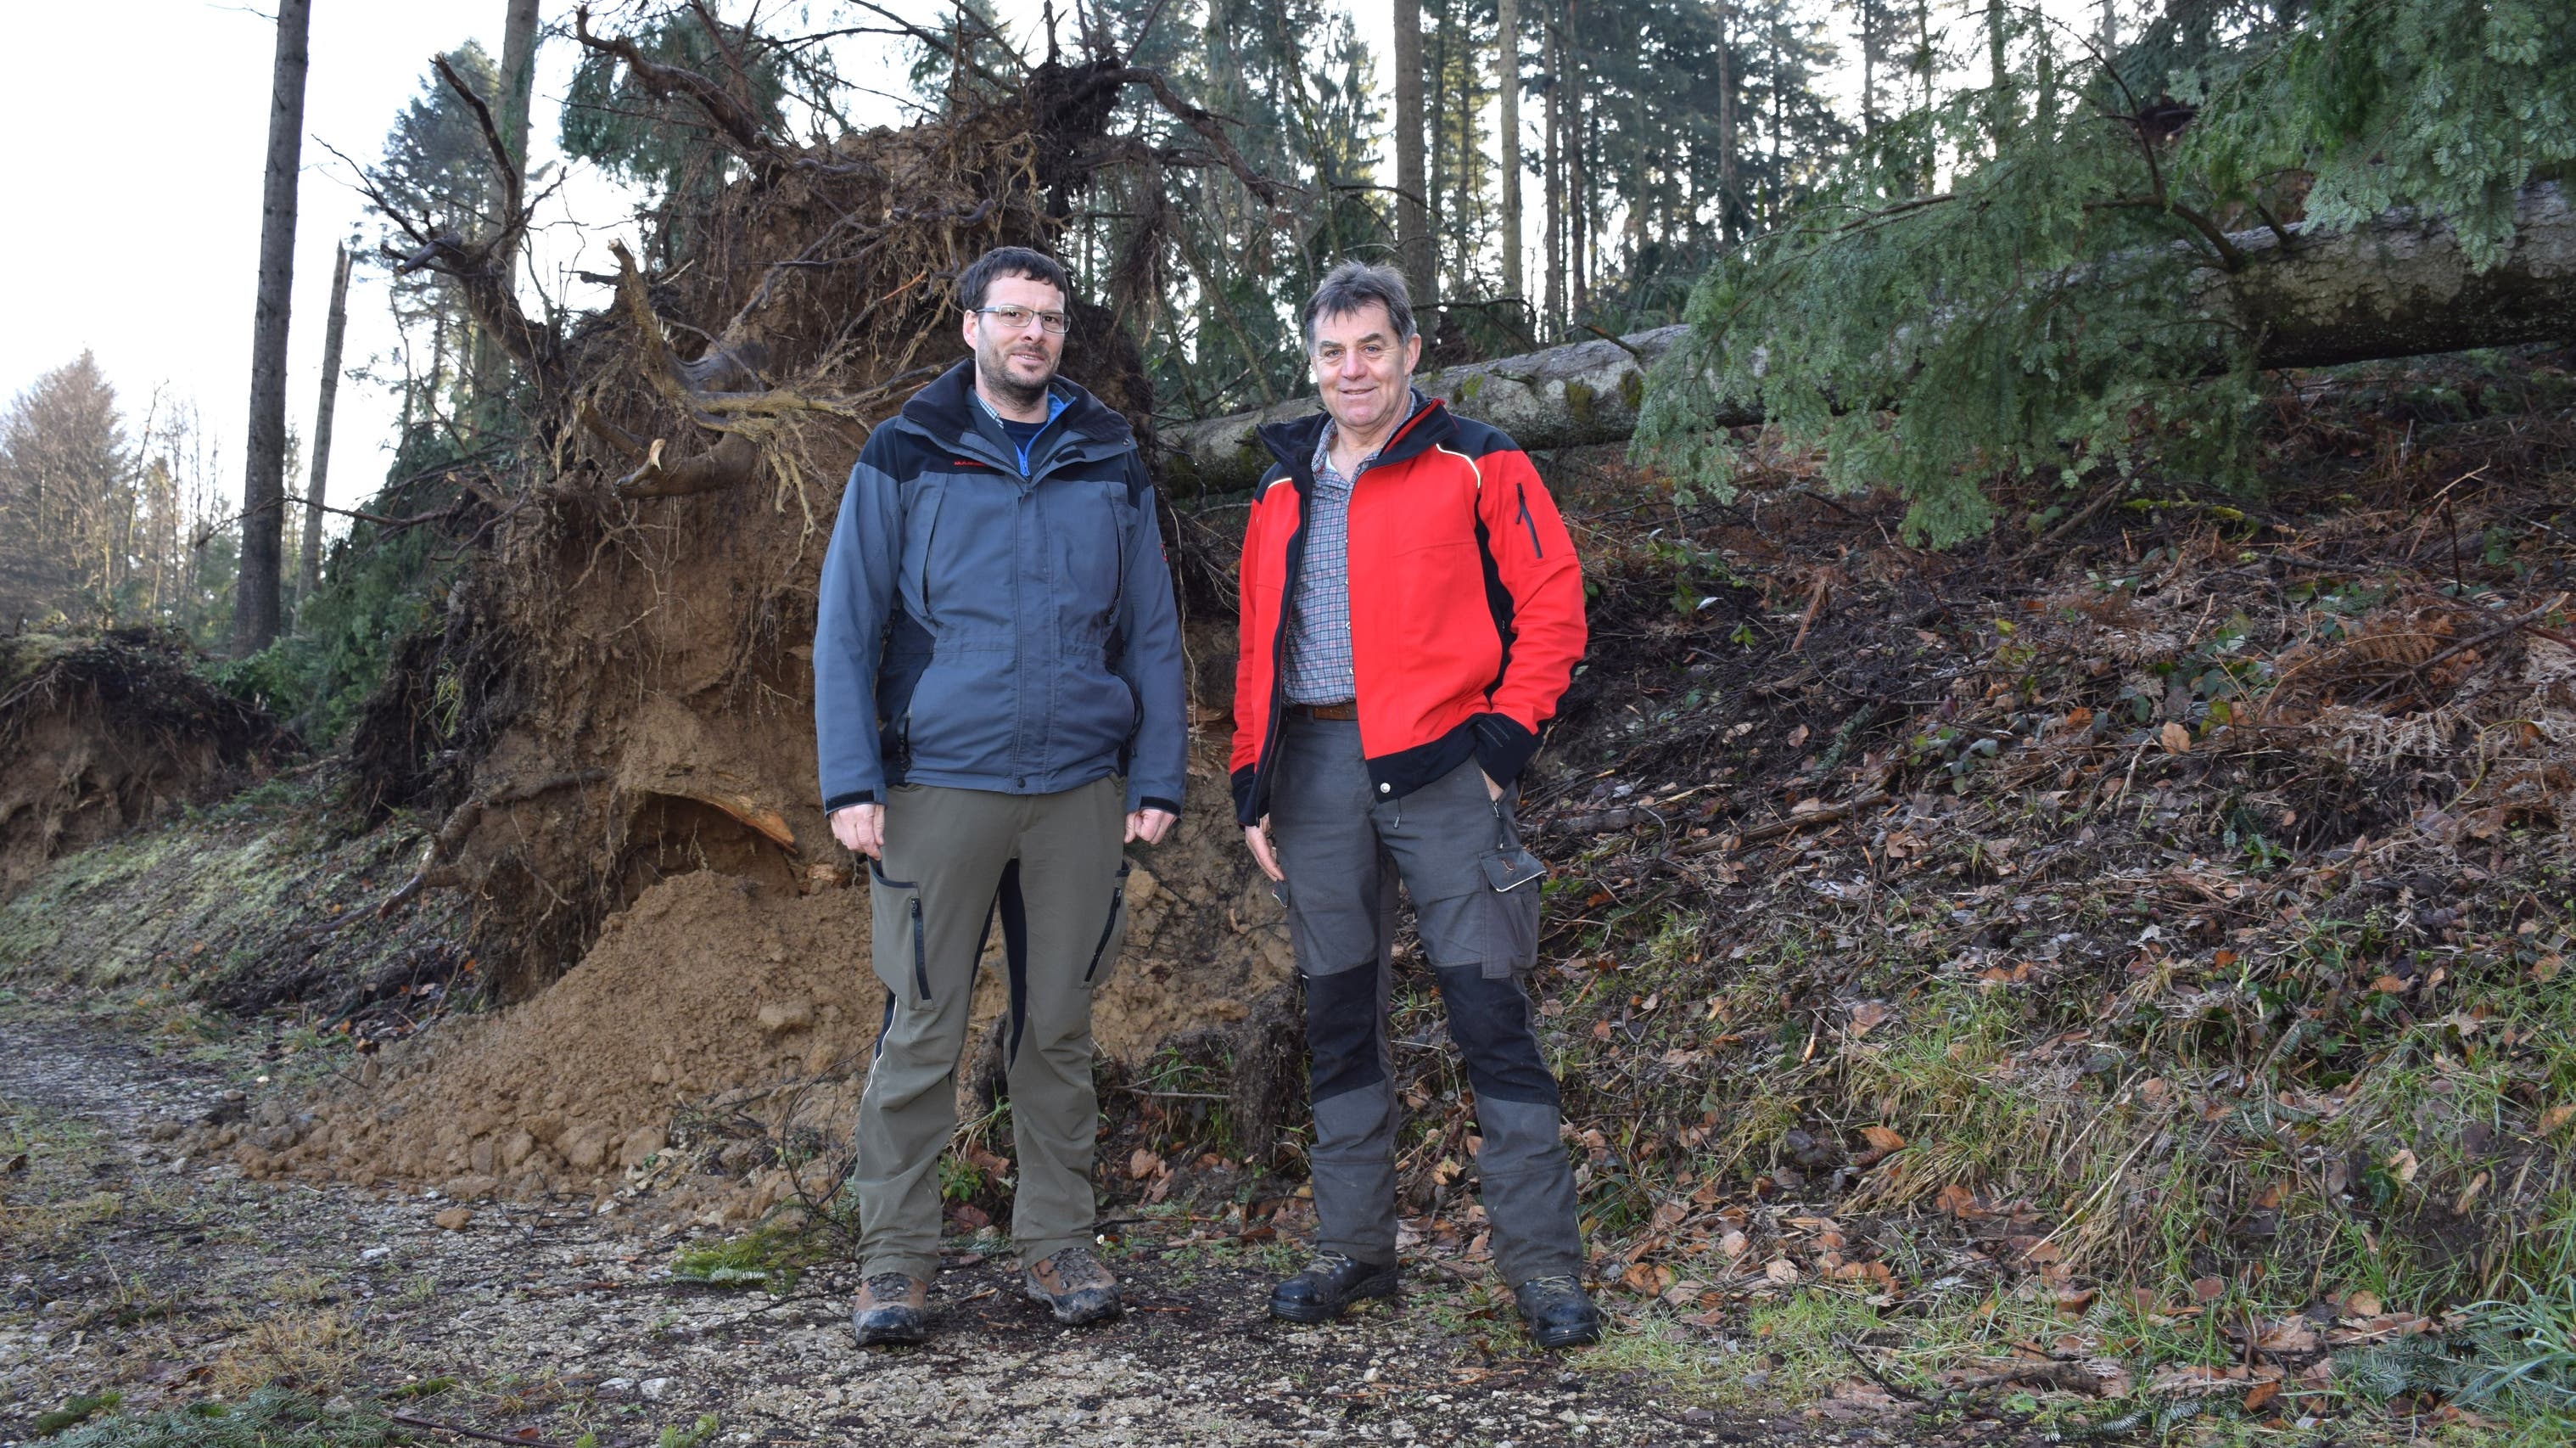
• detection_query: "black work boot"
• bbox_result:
[850,1271,931,1346]
[1513,1274,1602,1349]
[1268,1249,1401,1323]
[1023,1245,1123,1326]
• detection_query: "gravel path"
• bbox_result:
[0,1005,1879,1447]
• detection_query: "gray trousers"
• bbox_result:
[1268,716,1585,1286]
[852,776,1128,1280]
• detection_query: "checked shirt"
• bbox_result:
[1283,425,1380,704]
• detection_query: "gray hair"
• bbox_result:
[1302,261,1417,348]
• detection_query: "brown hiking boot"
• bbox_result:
[850,1271,930,1346]
[1022,1245,1123,1326]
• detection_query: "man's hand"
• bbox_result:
[831,803,885,860]
[1125,807,1178,845]
[1243,817,1284,882]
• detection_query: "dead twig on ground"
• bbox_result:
[389,1412,574,1448]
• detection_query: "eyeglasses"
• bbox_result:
[973,305,1072,334]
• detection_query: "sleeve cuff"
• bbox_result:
[823,789,881,812]
[1470,712,1541,785]
[1138,796,1183,817]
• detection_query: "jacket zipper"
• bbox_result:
[910,895,930,1003]
[1517,485,1543,556]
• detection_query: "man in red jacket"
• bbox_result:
[1233,261,1599,1348]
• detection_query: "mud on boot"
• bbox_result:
[851,1272,931,1346]
[1023,1245,1123,1326]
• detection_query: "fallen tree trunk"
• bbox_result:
[1160,182,2576,493]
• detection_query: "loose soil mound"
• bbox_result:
[248,772,1288,1207]
[0,631,292,900]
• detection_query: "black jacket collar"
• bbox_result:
[898,357,1135,455]
[1256,389,1454,485]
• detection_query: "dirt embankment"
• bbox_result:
[196,755,1287,1215]
[0,631,293,900]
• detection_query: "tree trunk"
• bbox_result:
[468,0,543,421]
[299,242,353,616]
[1393,0,1434,306]
[233,0,310,658]
[498,0,542,177]
[1543,13,1562,332]
[1868,5,1883,137]
[1718,0,1737,244]
[1498,0,1521,303]
[1162,182,2576,492]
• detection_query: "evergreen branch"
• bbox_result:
[572,4,783,158]
[2089,197,2248,272]
[430,54,524,250]
[1104,66,1301,206]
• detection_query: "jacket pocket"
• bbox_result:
[867,859,932,1005]
[1083,860,1134,987]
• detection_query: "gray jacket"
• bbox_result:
[814,360,1186,817]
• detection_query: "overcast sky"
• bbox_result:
[0,3,915,532]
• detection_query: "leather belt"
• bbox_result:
[1293,701,1359,721]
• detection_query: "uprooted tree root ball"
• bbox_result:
[0,631,295,900]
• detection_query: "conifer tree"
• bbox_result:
[1638,0,2576,543]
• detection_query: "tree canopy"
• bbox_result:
[1636,0,2576,544]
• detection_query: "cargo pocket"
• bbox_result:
[1082,860,1134,989]
[868,859,931,1005]
[1470,834,1546,979]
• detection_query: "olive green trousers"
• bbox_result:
[850,776,1130,1280]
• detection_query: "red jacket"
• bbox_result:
[1231,396,1586,826]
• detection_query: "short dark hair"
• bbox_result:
[1302,261,1416,347]
[958,246,1072,313]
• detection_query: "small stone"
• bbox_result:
[640,1378,674,1401]
[433,1206,473,1231]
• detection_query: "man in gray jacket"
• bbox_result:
[815,246,1186,1346]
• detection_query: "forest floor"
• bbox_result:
[0,996,1968,1448]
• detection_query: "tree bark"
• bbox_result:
[498,0,542,177]
[470,0,543,419]
[1543,14,1563,331]
[233,0,310,658]
[1392,0,1434,305]
[1162,182,2576,493]
[1498,0,1521,304]
[299,242,352,615]
[1717,0,1738,244]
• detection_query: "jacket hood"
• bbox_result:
[899,356,1137,452]
[1255,389,1453,480]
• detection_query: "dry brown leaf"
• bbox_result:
[2159,721,2192,754]
[1861,1125,1907,1153]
